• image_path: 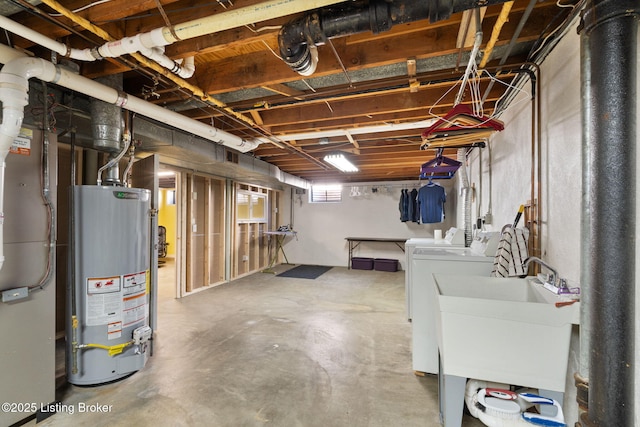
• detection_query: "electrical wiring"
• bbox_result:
[245,24,282,33]
[48,0,113,17]
[556,0,577,8]
[25,82,56,293]
[527,0,586,62]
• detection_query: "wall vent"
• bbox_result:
[226,150,239,163]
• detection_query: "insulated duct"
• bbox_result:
[0,45,261,271]
[278,0,511,75]
[457,148,472,247]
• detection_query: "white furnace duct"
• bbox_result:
[67,186,152,385]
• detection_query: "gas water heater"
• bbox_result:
[67,185,152,385]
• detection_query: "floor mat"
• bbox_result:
[277,265,332,279]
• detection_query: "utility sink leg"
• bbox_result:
[439,373,466,427]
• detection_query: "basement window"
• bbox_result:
[310,184,342,203]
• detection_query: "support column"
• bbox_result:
[579,1,639,425]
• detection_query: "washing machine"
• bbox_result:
[405,228,465,320]
[410,232,500,375]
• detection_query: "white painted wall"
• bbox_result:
[280,20,640,427]
[467,31,583,299]
[464,23,640,425]
[463,26,583,424]
[284,180,457,268]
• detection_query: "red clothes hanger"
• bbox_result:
[421,104,504,139]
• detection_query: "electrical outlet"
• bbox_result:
[242,255,249,261]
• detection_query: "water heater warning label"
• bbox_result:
[123,271,148,327]
[85,273,148,332]
[86,278,123,327]
[87,276,121,294]
[123,271,146,294]
[108,321,122,340]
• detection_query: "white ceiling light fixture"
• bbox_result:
[324,153,358,173]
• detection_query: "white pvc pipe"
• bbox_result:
[0,15,96,62]
[0,44,258,151]
[48,61,259,151]
[17,0,346,79]
[152,0,349,44]
[139,47,195,79]
[0,16,188,76]
[253,118,438,143]
[175,56,195,79]
[0,45,259,268]
[95,0,348,68]
[0,56,58,271]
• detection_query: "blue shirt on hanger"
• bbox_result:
[417,183,446,223]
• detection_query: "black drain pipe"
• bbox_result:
[279,0,511,75]
[578,1,639,425]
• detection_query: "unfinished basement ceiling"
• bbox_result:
[2,0,581,183]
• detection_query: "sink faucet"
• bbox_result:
[523,256,560,287]
[523,257,578,295]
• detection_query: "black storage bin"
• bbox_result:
[351,257,374,270]
[374,258,399,272]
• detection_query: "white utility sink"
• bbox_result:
[433,274,579,393]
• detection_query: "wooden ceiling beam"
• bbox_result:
[10,0,179,46]
[253,87,505,128]
[186,6,547,95]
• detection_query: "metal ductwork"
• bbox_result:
[90,74,128,185]
[90,74,124,153]
[278,0,511,75]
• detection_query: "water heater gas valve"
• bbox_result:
[132,325,153,345]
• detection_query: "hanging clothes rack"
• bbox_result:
[421,8,505,150]
[420,104,504,149]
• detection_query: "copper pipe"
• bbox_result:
[525,62,542,261]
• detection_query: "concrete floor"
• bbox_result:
[33,262,484,427]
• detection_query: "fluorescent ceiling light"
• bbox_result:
[158,171,175,177]
[324,154,358,172]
